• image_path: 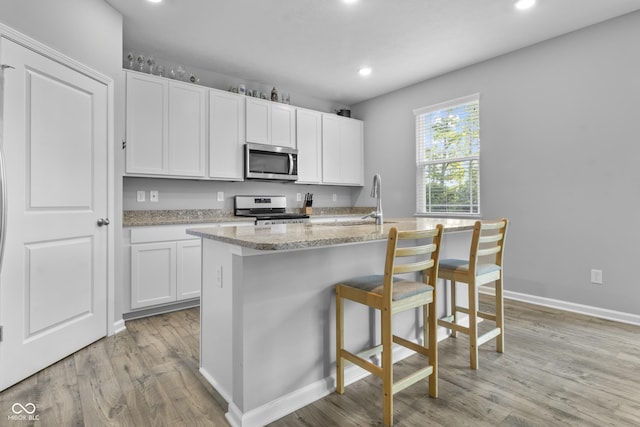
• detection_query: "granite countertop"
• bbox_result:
[187,217,476,251]
[123,207,375,227]
[123,209,252,227]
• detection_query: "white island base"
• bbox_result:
[191,219,474,427]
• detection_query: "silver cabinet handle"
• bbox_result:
[97,218,110,227]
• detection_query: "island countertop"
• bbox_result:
[187,217,476,251]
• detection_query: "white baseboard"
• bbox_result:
[218,332,446,427]
[226,377,334,427]
[479,288,640,326]
[112,319,126,335]
[199,367,232,404]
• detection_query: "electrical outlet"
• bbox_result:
[296,193,302,202]
[332,194,337,202]
[150,190,159,202]
[217,191,224,202]
[136,190,145,202]
[591,269,603,285]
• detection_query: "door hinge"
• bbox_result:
[122,140,127,150]
[0,325,3,342]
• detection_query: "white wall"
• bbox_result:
[352,11,640,316]
[121,51,347,114]
[123,177,357,211]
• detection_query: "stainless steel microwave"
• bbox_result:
[245,143,298,181]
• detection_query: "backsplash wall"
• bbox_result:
[123,177,365,211]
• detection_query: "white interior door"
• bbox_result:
[0,38,108,390]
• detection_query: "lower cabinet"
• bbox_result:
[128,222,253,312]
[131,239,201,309]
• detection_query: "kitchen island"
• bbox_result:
[187,217,475,427]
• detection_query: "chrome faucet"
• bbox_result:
[362,173,383,225]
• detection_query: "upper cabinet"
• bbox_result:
[125,72,168,175]
[125,70,364,186]
[296,108,322,184]
[209,89,245,180]
[168,81,207,176]
[245,97,296,148]
[125,71,206,177]
[322,114,364,186]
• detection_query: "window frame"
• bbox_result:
[413,93,481,218]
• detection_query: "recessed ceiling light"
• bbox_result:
[358,67,372,76]
[343,0,359,4]
[147,0,162,3]
[515,0,535,10]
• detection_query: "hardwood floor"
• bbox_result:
[1,298,639,426]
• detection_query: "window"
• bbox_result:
[414,94,480,215]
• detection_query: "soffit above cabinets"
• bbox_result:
[105,0,640,105]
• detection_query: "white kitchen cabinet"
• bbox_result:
[296,108,322,184]
[168,81,207,176]
[125,71,206,177]
[130,225,202,310]
[245,97,270,144]
[131,241,177,309]
[245,97,296,148]
[126,72,168,174]
[322,114,364,186]
[209,89,245,180]
[128,222,253,312]
[271,103,296,148]
[176,239,202,300]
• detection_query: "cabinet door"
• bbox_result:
[296,108,322,184]
[271,104,296,148]
[125,72,169,174]
[321,114,342,184]
[168,81,207,177]
[209,89,245,180]
[245,98,270,144]
[340,118,364,185]
[131,242,177,309]
[322,114,364,186]
[177,240,202,301]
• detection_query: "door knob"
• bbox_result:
[97,218,110,227]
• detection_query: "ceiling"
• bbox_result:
[104,0,640,106]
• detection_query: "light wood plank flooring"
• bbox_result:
[1,298,639,426]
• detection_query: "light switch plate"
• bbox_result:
[136,190,145,202]
[217,191,224,202]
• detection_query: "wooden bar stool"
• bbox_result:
[335,225,443,426]
[437,218,508,370]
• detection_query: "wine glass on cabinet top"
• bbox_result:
[136,54,146,72]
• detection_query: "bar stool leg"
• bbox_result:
[468,281,478,370]
[427,301,438,398]
[495,278,504,353]
[382,306,393,426]
[450,280,457,338]
[335,290,345,394]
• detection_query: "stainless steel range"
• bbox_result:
[234,195,309,225]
